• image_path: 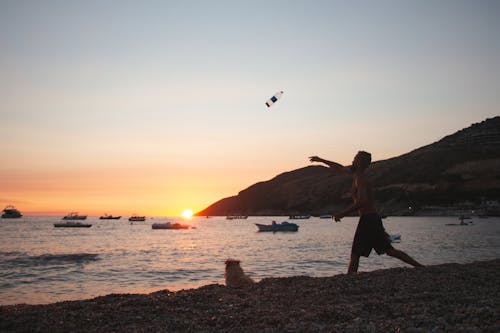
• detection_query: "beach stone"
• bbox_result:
[405,328,427,333]
[364,322,376,333]
[1,259,499,333]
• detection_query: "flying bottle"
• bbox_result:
[265,91,283,107]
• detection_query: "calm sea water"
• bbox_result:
[1,216,500,305]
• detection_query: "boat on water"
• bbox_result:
[99,214,121,220]
[389,234,401,243]
[54,221,92,228]
[1,205,23,218]
[256,221,299,232]
[459,215,472,224]
[152,222,190,230]
[129,215,146,221]
[446,215,473,226]
[226,215,248,220]
[62,212,87,220]
[289,215,311,219]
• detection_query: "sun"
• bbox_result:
[182,209,193,219]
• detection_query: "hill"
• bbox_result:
[197,117,500,216]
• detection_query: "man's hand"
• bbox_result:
[333,214,342,222]
[309,156,323,163]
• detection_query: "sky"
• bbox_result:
[1,0,499,216]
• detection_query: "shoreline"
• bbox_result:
[1,259,499,332]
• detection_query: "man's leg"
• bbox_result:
[386,248,424,267]
[348,252,360,273]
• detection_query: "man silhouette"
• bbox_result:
[310,151,423,273]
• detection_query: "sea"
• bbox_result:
[1,216,500,305]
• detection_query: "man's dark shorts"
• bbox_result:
[352,213,393,257]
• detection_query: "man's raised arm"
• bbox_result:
[309,156,351,174]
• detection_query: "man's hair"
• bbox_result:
[357,151,372,168]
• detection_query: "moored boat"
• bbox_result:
[1,205,23,218]
[54,221,92,228]
[99,214,121,220]
[62,212,87,220]
[256,221,299,232]
[226,215,248,220]
[129,215,146,221]
[289,215,310,219]
[446,215,473,226]
[389,234,401,243]
[152,222,190,230]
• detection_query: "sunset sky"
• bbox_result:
[1,1,499,216]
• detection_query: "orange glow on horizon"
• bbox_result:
[1,153,327,216]
[0,158,284,217]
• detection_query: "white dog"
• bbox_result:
[224,259,254,288]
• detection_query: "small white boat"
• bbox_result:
[62,212,87,220]
[54,221,92,228]
[152,222,190,229]
[256,221,299,232]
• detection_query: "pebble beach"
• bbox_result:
[1,259,499,332]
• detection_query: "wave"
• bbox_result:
[0,253,99,268]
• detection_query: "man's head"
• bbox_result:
[351,151,371,172]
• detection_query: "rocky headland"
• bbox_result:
[197,117,500,217]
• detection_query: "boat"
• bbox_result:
[129,215,146,221]
[226,215,248,220]
[446,215,473,226]
[459,215,472,224]
[62,212,87,220]
[54,221,92,228]
[289,215,311,219]
[152,222,190,229]
[99,214,121,220]
[1,205,23,218]
[255,221,299,232]
[389,234,401,243]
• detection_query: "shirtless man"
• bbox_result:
[310,151,423,273]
